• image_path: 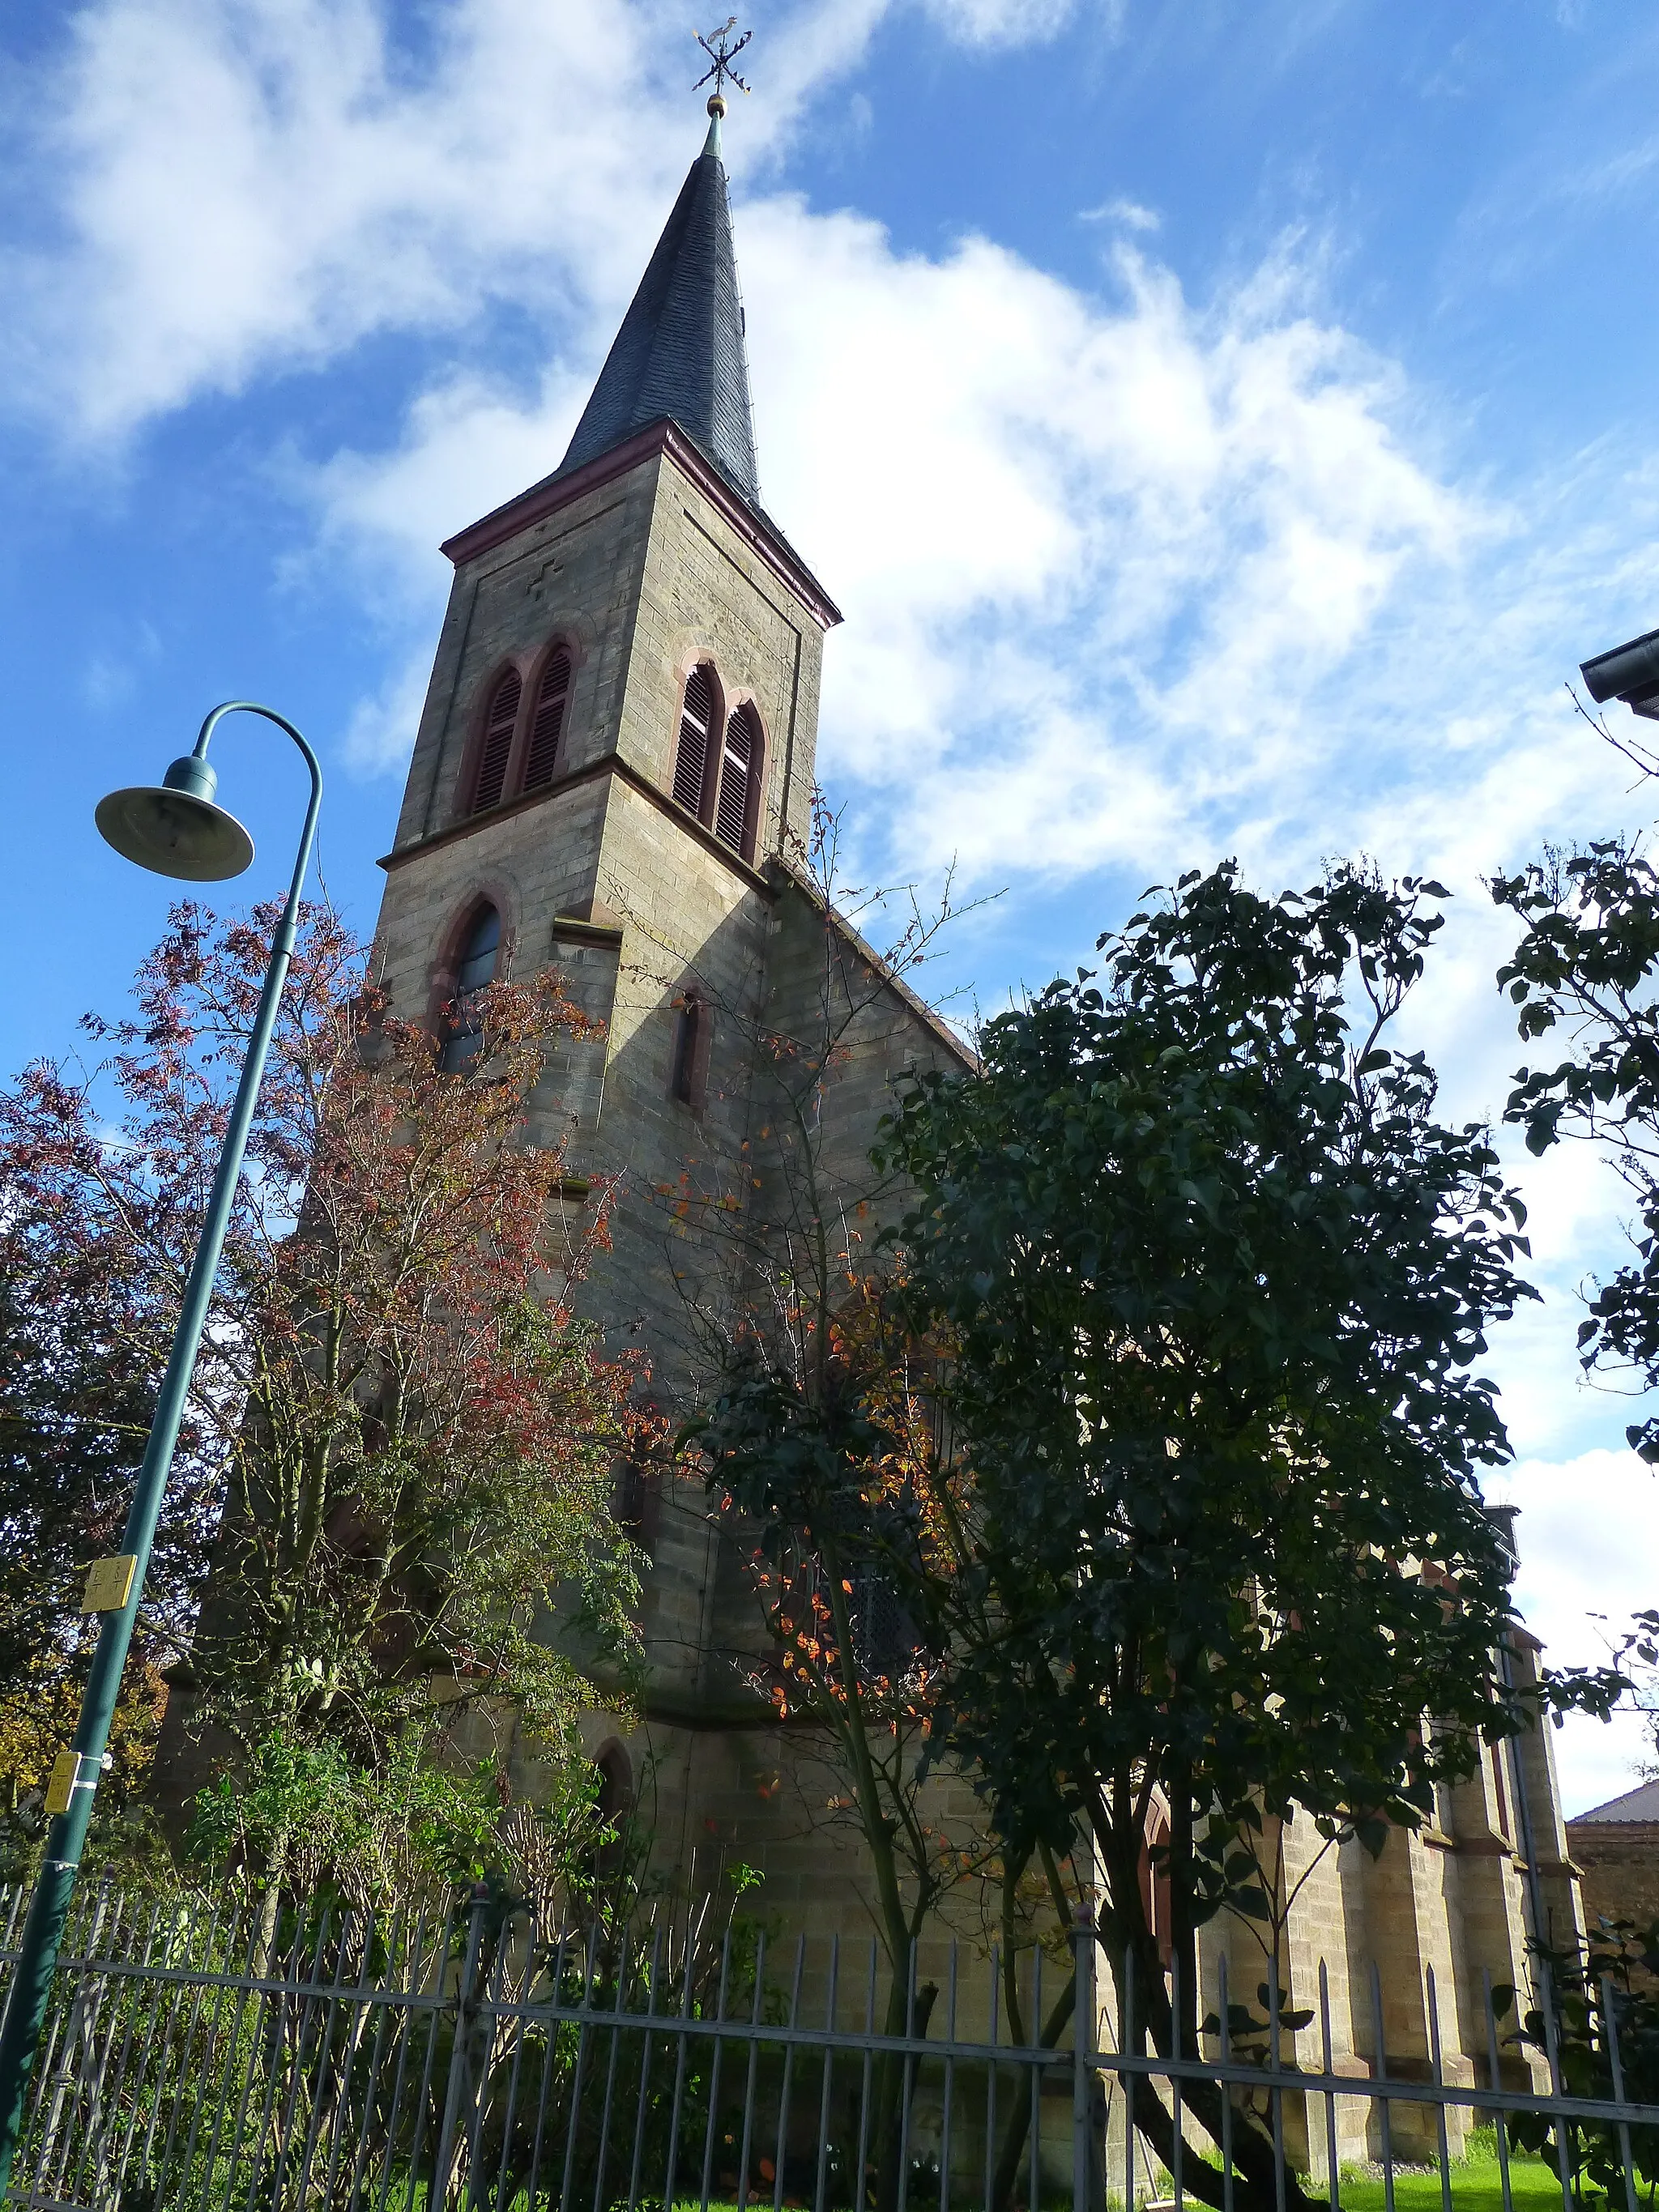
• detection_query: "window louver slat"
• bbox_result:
[523,651,571,791]
[672,667,714,816]
[714,707,755,855]
[471,671,522,813]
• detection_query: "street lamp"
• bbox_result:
[0,702,322,2193]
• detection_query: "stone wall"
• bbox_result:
[1567,1819,1659,1929]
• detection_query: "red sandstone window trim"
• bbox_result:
[429,888,516,1063]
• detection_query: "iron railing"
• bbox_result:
[0,1879,1655,2210]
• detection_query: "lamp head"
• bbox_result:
[1582,624,1659,722]
[95,754,254,882]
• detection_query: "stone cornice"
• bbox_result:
[379,748,777,902]
[548,916,625,949]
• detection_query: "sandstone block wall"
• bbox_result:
[1567,1821,1659,1929]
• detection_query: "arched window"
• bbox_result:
[672,666,715,817]
[1138,1801,1174,1971]
[441,905,501,1072]
[471,671,522,815]
[523,649,571,792]
[670,990,707,1112]
[592,1742,633,1878]
[714,704,761,861]
[596,1743,632,1826]
[613,1454,658,1551]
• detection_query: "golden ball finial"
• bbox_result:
[707,91,727,117]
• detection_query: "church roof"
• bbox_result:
[1569,1778,1659,1824]
[556,115,761,512]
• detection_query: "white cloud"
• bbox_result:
[922,0,1085,47]
[22,0,1653,919]
[292,140,1654,960]
[3,0,1081,442]
[341,648,436,780]
[744,215,1494,886]
[306,205,1496,878]
[1079,196,1161,229]
[1491,1448,1659,1815]
[22,0,641,433]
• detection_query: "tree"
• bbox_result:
[664,804,1000,1902]
[868,860,1622,2212]
[1496,1910,1659,2203]
[1491,839,1659,1460]
[669,806,1016,2206]
[693,1266,1076,2212]
[0,899,650,1912]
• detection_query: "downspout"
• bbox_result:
[1489,1504,1549,1956]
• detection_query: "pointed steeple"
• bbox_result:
[557,95,760,511]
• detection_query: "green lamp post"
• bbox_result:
[0,702,322,2194]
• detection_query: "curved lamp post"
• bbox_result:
[0,703,322,2192]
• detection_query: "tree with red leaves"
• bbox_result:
[0,899,648,1902]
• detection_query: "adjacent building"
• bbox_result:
[1567,1777,1659,1930]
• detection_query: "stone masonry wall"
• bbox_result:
[1567,1821,1659,1929]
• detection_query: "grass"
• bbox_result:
[1338,2129,1563,2212]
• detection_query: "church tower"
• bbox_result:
[369,92,966,1886]
[373,90,840,1104]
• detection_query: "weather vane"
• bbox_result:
[695,16,753,100]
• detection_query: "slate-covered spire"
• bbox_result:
[557,93,760,510]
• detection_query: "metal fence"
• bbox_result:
[0,1879,1656,2212]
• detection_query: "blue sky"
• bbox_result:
[3,0,1659,1812]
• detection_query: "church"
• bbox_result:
[365,82,1582,2152]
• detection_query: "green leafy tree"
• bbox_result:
[693,1268,1077,2212]
[1490,833,1659,1779]
[1496,1912,1659,2205]
[868,860,1622,2212]
[1491,840,1659,1459]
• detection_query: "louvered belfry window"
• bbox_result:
[672,667,714,816]
[471,670,522,814]
[714,705,761,859]
[523,650,571,792]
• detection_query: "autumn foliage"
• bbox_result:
[0,901,648,1886]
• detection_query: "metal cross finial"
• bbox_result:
[695,16,752,98]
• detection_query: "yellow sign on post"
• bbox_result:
[81,1555,138,1613]
[43,1751,80,1818]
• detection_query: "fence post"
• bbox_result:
[35,1880,109,2191]
[431,1882,492,2209]
[1072,1899,1098,2212]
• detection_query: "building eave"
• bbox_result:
[439,420,842,632]
[766,856,981,1076]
